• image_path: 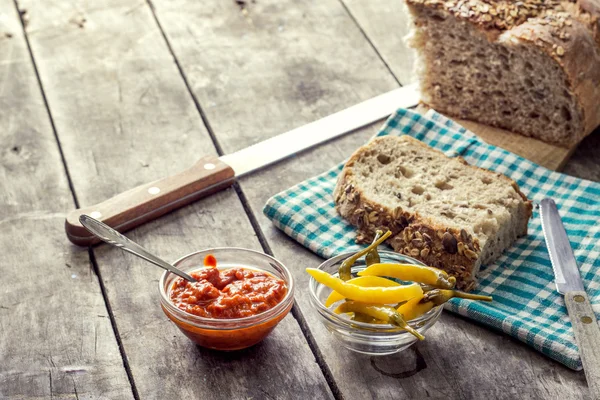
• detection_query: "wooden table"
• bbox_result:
[2,1,598,399]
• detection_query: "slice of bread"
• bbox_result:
[334,135,532,291]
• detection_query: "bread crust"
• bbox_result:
[509,20,600,144]
[333,136,532,291]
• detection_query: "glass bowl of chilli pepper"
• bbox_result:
[159,248,295,351]
[308,250,443,356]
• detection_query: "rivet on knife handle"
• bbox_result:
[64,84,421,245]
[564,291,600,399]
[65,155,235,246]
[540,198,600,398]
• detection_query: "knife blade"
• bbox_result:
[540,198,600,396]
[65,83,420,245]
[540,199,585,294]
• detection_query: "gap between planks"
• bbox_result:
[12,0,80,209]
[12,0,141,398]
[138,2,449,398]
[144,0,225,157]
[336,0,402,88]
[86,249,141,400]
[232,182,345,400]
[145,1,347,397]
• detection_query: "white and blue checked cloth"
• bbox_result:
[263,108,600,371]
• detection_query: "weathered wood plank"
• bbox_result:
[150,0,590,398]
[0,2,133,399]
[19,0,333,398]
[150,0,398,152]
[341,0,417,85]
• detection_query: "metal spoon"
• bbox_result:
[79,215,197,282]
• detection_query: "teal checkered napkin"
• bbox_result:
[263,108,600,370]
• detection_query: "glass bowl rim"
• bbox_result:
[159,247,295,330]
[308,250,442,332]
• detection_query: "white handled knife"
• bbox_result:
[66,83,420,245]
[540,198,600,397]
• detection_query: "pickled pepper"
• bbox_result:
[334,301,425,340]
[423,289,493,306]
[358,263,456,289]
[365,230,383,266]
[396,295,435,321]
[397,289,493,322]
[325,275,400,307]
[307,268,423,304]
[338,230,392,281]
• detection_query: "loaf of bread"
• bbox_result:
[333,136,532,291]
[404,0,600,147]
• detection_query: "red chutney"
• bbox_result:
[170,265,287,319]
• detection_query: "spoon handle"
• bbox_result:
[79,215,197,282]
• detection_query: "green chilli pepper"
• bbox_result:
[423,289,493,306]
[338,230,392,281]
[365,230,383,267]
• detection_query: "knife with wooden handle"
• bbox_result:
[65,83,420,246]
[540,198,600,399]
[65,156,236,246]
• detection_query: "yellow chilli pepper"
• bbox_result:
[357,263,456,289]
[325,276,401,307]
[397,289,493,322]
[334,301,425,340]
[307,268,423,304]
[396,295,435,321]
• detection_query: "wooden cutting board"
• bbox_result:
[417,106,577,171]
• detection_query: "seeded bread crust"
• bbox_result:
[333,136,532,291]
[510,18,600,140]
[405,0,600,147]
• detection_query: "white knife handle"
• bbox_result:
[565,290,600,399]
[65,155,235,246]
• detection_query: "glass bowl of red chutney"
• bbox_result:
[159,247,295,351]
